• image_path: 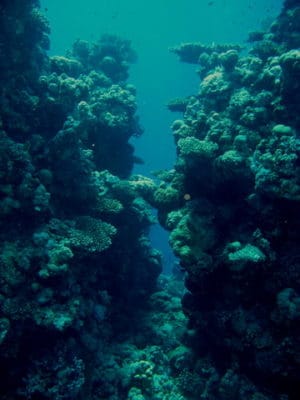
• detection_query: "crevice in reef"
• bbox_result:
[0,0,299,399]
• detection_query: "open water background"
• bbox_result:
[40,0,283,272]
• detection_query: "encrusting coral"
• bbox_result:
[1,1,299,399]
[155,1,300,399]
[0,2,163,399]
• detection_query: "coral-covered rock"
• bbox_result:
[0,2,161,399]
[157,1,300,399]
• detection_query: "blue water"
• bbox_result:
[41,0,283,272]
[2,1,298,398]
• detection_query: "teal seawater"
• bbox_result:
[41,0,283,272]
[41,0,283,174]
[1,1,300,399]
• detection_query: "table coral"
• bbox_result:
[0,2,162,399]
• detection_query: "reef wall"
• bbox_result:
[0,1,163,398]
[154,0,300,399]
[1,0,300,399]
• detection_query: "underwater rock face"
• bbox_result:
[0,1,162,399]
[156,1,300,399]
[1,0,300,399]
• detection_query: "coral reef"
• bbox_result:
[82,274,189,400]
[156,1,300,399]
[0,1,161,399]
[1,0,300,399]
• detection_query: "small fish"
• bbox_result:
[208,1,214,6]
